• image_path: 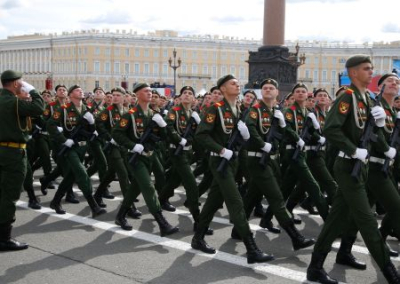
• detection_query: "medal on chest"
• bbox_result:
[296,115,304,129]
[357,101,367,122]
[135,118,144,132]
[261,111,271,127]
[223,111,234,129]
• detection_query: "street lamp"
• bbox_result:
[168,48,181,97]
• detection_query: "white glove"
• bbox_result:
[163,109,169,116]
[179,137,187,146]
[371,106,386,127]
[318,136,326,145]
[28,135,32,140]
[274,110,286,128]
[35,125,42,131]
[57,126,63,133]
[219,148,233,161]
[237,120,250,140]
[384,147,397,159]
[21,81,35,93]
[64,139,75,148]
[132,144,144,154]
[261,142,272,153]
[93,130,99,136]
[152,113,167,128]
[83,112,95,125]
[307,113,320,130]
[351,148,368,162]
[191,111,201,124]
[110,138,118,146]
[297,138,305,150]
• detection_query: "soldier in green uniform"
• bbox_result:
[47,85,106,218]
[307,55,400,284]
[112,83,179,236]
[191,74,274,264]
[0,70,44,251]
[93,87,142,221]
[234,78,315,251]
[281,83,329,222]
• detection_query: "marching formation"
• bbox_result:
[1,54,400,283]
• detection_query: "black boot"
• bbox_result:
[286,199,302,224]
[26,187,41,210]
[193,222,213,236]
[115,205,132,231]
[336,236,366,270]
[258,207,281,234]
[153,211,179,237]
[93,189,106,208]
[102,187,115,199]
[242,233,274,264]
[47,180,56,189]
[50,190,66,214]
[300,196,318,215]
[127,204,142,219]
[65,189,79,204]
[191,226,216,254]
[307,252,338,284]
[382,261,400,284]
[282,222,315,250]
[192,208,213,235]
[253,200,265,218]
[380,227,399,257]
[86,195,107,218]
[231,227,242,240]
[160,199,176,212]
[0,223,28,251]
[39,176,49,195]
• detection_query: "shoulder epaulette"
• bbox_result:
[107,105,114,111]
[214,100,225,107]
[128,107,137,114]
[345,88,354,95]
[172,106,181,111]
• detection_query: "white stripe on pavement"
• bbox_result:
[17,200,343,284]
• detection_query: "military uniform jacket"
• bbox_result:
[246,100,282,154]
[86,101,104,117]
[47,102,95,146]
[112,104,166,152]
[166,103,197,146]
[96,104,126,142]
[0,89,44,143]
[323,84,388,156]
[195,98,240,154]
[283,101,320,146]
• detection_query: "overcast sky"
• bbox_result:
[1,0,400,43]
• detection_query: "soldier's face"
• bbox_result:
[180,90,193,104]
[14,79,23,95]
[244,93,255,104]
[70,88,84,100]
[94,90,105,101]
[261,84,278,101]
[105,94,113,105]
[394,99,400,109]
[352,63,373,85]
[381,76,400,97]
[203,94,212,105]
[221,79,240,97]
[211,90,223,102]
[42,92,53,103]
[151,94,160,105]
[137,87,152,103]
[293,88,308,103]
[56,87,67,98]
[112,92,124,104]
[315,92,329,106]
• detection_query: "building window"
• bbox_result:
[202,65,208,75]
[153,63,159,75]
[163,49,168,58]
[134,63,140,74]
[221,66,227,75]
[322,70,327,82]
[331,70,337,82]
[192,51,197,60]
[144,63,149,75]
[125,48,130,57]
[162,64,168,76]
[105,62,110,73]
[105,81,110,91]
[114,62,120,74]
[231,53,236,60]
[154,49,159,57]
[314,57,319,64]
[192,64,198,74]
[332,57,337,64]
[94,61,100,73]
[203,51,208,60]
[182,64,187,73]
[105,48,111,56]
[144,49,149,57]
[95,80,100,88]
[313,70,319,82]
[114,48,120,56]
[124,63,130,74]
[95,47,100,55]
[212,65,217,78]
[135,48,140,57]
[213,52,217,60]
[182,50,187,59]
[221,52,227,60]
[239,67,245,80]
[230,66,236,75]
[305,69,310,78]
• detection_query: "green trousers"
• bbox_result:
[0,147,27,224]
[281,150,329,220]
[122,154,161,214]
[313,158,390,270]
[56,145,93,197]
[33,134,52,176]
[198,156,251,238]
[86,140,108,183]
[244,156,292,225]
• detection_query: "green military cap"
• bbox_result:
[210,86,219,93]
[133,83,150,94]
[285,92,293,100]
[55,84,67,91]
[260,78,279,89]
[1,70,23,81]
[151,89,160,95]
[291,83,308,93]
[345,54,372,68]
[313,88,328,97]
[93,86,104,93]
[243,89,257,98]
[217,74,236,89]
[68,84,81,94]
[111,86,126,94]
[378,73,399,86]
[180,86,195,96]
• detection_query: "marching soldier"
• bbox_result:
[307,55,399,284]
[237,78,315,251]
[47,85,106,218]
[112,83,179,236]
[0,70,44,251]
[191,74,274,264]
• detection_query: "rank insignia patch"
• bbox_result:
[250,111,257,119]
[339,101,350,114]
[206,113,216,123]
[120,118,128,127]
